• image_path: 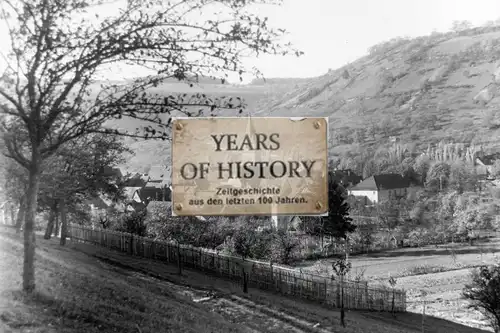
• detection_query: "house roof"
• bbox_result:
[123,173,149,187]
[350,174,411,191]
[330,169,362,187]
[145,180,166,188]
[139,186,171,202]
[124,187,142,200]
[127,201,146,212]
[101,166,123,178]
[476,153,500,166]
[148,165,171,182]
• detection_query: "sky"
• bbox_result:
[249,0,500,80]
[1,0,500,83]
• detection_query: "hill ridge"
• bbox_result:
[118,25,500,171]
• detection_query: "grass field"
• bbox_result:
[0,229,254,333]
[298,239,500,331]
[301,238,500,279]
[0,227,493,333]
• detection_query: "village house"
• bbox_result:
[348,173,415,204]
[475,152,500,179]
[123,174,149,208]
[139,185,171,204]
[100,166,123,180]
[123,172,149,189]
[330,169,362,188]
[120,171,172,211]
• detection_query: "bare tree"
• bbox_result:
[0,0,300,293]
[388,275,397,317]
[332,257,352,328]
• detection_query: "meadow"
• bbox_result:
[299,237,500,331]
[0,226,493,333]
[0,227,253,333]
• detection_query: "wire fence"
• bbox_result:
[70,225,407,312]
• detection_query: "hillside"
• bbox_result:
[0,228,254,333]
[113,79,305,172]
[256,27,500,158]
[112,25,500,172]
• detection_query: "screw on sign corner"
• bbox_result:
[175,122,183,131]
[315,202,323,210]
[313,120,321,129]
[175,203,183,211]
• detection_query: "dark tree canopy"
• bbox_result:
[0,0,300,292]
[0,0,301,162]
[301,173,356,240]
[463,264,500,333]
[38,133,129,209]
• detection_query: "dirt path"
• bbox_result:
[0,228,491,333]
[94,253,334,333]
[0,232,330,333]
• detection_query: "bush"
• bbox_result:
[463,263,500,333]
[144,203,219,247]
[269,230,301,265]
[113,209,148,237]
[229,226,272,259]
[222,227,301,264]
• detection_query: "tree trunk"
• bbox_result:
[53,214,59,237]
[44,208,57,240]
[340,276,346,327]
[59,199,68,246]
[10,205,15,227]
[15,196,26,234]
[391,289,396,317]
[23,159,41,293]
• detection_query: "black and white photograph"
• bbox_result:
[1,0,500,332]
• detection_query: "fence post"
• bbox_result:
[364,282,369,310]
[66,226,407,314]
[165,242,169,262]
[269,261,274,286]
[242,266,248,293]
[324,279,328,304]
[128,234,133,255]
[403,291,406,312]
[177,243,182,275]
[278,270,282,293]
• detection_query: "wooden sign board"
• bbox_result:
[171,117,328,216]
